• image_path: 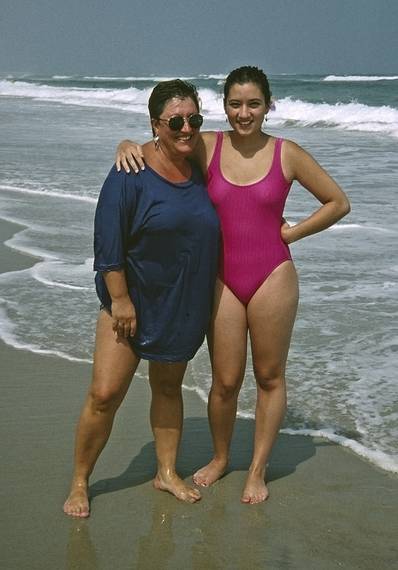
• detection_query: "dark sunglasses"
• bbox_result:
[158,113,203,131]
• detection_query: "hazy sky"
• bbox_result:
[1,0,397,75]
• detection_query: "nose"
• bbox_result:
[239,104,250,118]
[180,118,193,133]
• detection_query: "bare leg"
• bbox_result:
[193,280,248,487]
[150,361,201,503]
[241,261,298,504]
[63,310,140,517]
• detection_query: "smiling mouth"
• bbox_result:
[176,135,193,141]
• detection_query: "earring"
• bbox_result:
[153,134,160,150]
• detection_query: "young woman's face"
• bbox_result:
[224,82,269,136]
[152,97,201,157]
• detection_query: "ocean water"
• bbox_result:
[1,73,397,473]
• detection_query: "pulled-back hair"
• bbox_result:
[148,79,200,120]
[223,66,272,105]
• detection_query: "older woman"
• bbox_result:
[63,80,219,517]
[116,66,350,505]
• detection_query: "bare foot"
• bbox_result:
[63,481,90,517]
[240,470,269,504]
[192,458,227,487]
[153,472,201,503]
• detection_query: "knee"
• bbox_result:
[89,385,123,413]
[254,367,285,392]
[211,376,241,402]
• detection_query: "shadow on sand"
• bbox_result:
[89,416,331,500]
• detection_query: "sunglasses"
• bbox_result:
[158,113,203,131]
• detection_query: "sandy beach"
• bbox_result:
[1,218,397,570]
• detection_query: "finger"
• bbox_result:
[137,146,145,170]
[115,156,121,172]
[116,320,126,337]
[112,318,118,332]
[126,153,140,174]
[123,322,131,338]
[121,157,131,174]
[130,322,136,337]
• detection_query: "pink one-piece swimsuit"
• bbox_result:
[207,132,293,305]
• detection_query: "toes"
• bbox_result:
[178,489,201,503]
[63,498,90,518]
[193,475,208,487]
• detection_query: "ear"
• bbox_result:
[151,118,159,137]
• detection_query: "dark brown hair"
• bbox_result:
[223,66,271,105]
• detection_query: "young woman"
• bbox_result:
[63,80,219,517]
[116,66,350,504]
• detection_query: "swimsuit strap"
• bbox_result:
[269,138,283,174]
[207,131,224,177]
[268,137,284,180]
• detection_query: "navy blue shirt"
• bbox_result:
[94,163,219,362]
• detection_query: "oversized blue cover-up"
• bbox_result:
[94,163,219,362]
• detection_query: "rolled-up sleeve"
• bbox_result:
[93,166,136,272]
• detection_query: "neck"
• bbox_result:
[144,141,192,182]
[229,129,268,152]
[158,144,188,169]
[230,128,267,144]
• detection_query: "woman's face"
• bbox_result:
[224,82,269,136]
[152,97,201,157]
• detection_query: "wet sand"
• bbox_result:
[1,218,397,569]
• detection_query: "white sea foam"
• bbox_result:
[281,428,398,473]
[271,97,398,138]
[324,75,398,82]
[2,79,397,137]
[31,262,91,291]
[327,223,395,233]
[83,75,197,81]
[0,183,97,204]
[184,379,398,473]
[205,74,227,80]
[0,305,92,363]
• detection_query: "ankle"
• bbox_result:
[156,467,178,481]
[71,476,89,489]
[212,455,229,467]
[247,464,266,478]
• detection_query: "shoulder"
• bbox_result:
[196,131,221,170]
[279,139,313,182]
[200,131,218,148]
[100,164,142,203]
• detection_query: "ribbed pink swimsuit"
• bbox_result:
[207,132,292,305]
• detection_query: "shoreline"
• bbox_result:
[0,218,42,273]
[1,217,396,474]
[1,215,398,569]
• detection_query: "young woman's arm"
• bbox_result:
[115,131,218,175]
[281,140,351,244]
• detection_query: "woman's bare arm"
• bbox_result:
[103,270,136,338]
[281,140,351,244]
[115,131,218,175]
